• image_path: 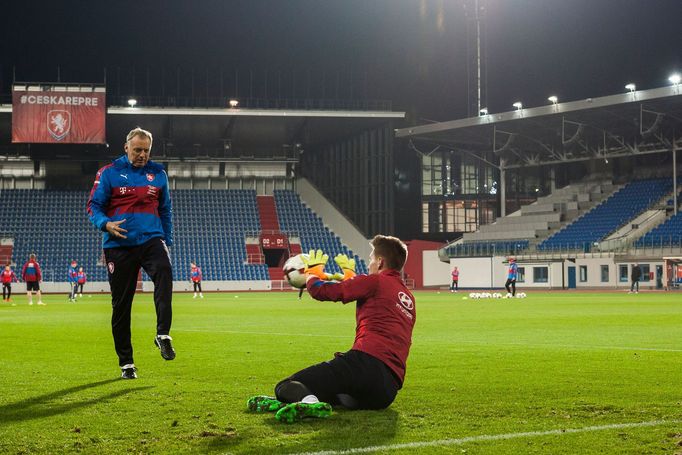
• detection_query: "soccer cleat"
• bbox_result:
[154,335,176,360]
[37,301,46,306]
[275,402,332,423]
[121,365,137,379]
[247,395,286,412]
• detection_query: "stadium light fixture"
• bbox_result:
[625,83,636,92]
[229,99,239,108]
[127,98,137,107]
[547,96,558,104]
[479,107,488,116]
[669,73,681,85]
[513,101,523,111]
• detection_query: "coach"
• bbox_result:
[87,127,175,379]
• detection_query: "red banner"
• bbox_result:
[12,89,106,143]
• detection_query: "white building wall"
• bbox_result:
[422,250,453,287]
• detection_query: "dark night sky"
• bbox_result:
[2,0,681,122]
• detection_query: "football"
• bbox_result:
[283,253,309,289]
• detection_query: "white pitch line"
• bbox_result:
[292,419,682,455]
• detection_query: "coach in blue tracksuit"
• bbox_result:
[87,127,175,379]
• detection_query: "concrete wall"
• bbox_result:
[295,177,371,260]
[422,250,453,287]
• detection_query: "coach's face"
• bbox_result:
[125,135,152,168]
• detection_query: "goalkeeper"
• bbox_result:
[248,235,416,423]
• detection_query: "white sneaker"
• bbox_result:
[37,301,46,306]
[79,294,83,298]
[200,294,204,298]
[193,294,197,299]
[28,301,33,305]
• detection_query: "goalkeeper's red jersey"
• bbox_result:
[306,269,416,385]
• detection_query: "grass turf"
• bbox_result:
[0,290,681,454]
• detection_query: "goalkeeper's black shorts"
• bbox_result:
[276,349,400,409]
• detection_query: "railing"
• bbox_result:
[445,236,682,258]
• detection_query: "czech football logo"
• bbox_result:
[107,262,115,274]
[146,173,155,182]
[47,110,71,141]
[398,291,414,310]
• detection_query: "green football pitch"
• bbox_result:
[1,290,680,454]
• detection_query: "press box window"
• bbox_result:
[517,267,525,283]
[600,265,609,283]
[619,265,628,282]
[579,265,588,282]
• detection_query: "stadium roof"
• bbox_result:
[395,85,682,169]
[0,106,404,160]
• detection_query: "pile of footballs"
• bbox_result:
[464,292,527,299]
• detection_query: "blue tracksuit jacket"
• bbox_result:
[87,155,173,249]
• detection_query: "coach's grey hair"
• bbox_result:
[126,127,153,145]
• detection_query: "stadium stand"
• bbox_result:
[274,190,368,274]
[0,188,366,283]
[538,178,673,251]
[635,211,682,248]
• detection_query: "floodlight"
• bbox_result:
[513,102,523,110]
[669,73,681,85]
[127,98,137,107]
[229,99,239,108]
[625,83,636,92]
[547,96,558,104]
[479,107,488,116]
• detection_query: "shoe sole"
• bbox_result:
[247,396,285,412]
[275,403,332,423]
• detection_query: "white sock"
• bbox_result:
[301,394,319,404]
[157,334,172,340]
[121,363,135,370]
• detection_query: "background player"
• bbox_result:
[76,266,87,298]
[2,265,17,302]
[68,260,78,302]
[505,257,518,297]
[22,254,44,306]
[450,266,459,292]
[190,262,203,298]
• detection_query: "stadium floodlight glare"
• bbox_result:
[548,96,558,104]
[127,98,137,107]
[479,107,488,116]
[229,99,239,108]
[513,101,523,110]
[625,83,636,92]
[669,73,681,85]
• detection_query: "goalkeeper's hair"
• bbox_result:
[371,235,408,271]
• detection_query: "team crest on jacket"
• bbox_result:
[47,110,71,141]
[398,291,414,310]
[107,262,115,274]
[146,173,155,182]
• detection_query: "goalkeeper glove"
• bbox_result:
[302,249,329,280]
[334,254,356,280]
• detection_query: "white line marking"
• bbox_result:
[292,419,682,455]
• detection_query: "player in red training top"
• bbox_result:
[190,262,203,299]
[22,253,44,306]
[450,266,460,292]
[2,265,18,302]
[247,235,416,423]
